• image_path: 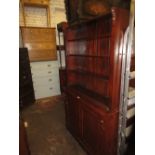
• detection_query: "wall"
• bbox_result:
[19,0,67,99]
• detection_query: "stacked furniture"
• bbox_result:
[21,27,60,99]
[19,48,35,109]
[64,7,129,155]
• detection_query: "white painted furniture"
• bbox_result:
[30,61,60,99]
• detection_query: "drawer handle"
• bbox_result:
[48,71,52,74]
[49,87,53,90]
[76,96,80,99]
[48,64,51,67]
[49,79,52,81]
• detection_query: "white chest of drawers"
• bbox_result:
[30,61,60,99]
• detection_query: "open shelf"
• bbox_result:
[66,54,110,57]
[67,69,109,80]
[68,85,110,108]
[67,35,111,42]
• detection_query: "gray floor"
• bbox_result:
[22,96,87,155]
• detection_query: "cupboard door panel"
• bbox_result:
[67,93,81,139]
[82,105,106,155]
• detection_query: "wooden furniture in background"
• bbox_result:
[57,22,68,93]
[64,0,130,25]
[59,67,67,93]
[64,7,129,155]
[19,48,35,109]
[19,118,30,155]
[21,27,57,62]
[20,0,51,26]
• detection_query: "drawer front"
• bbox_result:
[24,42,56,51]
[30,61,59,70]
[32,75,59,87]
[34,85,60,99]
[21,27,57,61]
[31,67,59,78]
[21,27,55,42]
[28,50,57,62]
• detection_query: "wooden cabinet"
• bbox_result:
[67,92,81,139]
[65,7,129,155]
[19,48,35,109]
[66,87,118,155]
[59,67,67,93]
[81,105,106,155]
[21,27,57,62]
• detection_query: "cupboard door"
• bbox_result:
[67,93,81,139]
[82,105,106,155]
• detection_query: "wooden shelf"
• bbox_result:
[67,69,109,80]
[65,8,130,155]
[67,35,111,41]
[66,54,110,57]
[68,85,110,109]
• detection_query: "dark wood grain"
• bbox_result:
[64,7,130,155]
[19,48,35,109]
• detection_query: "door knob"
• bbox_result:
[76,96,80,99]
[100,120,104,124]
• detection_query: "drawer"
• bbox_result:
[21,27,55,42]
[31,67,59,78]
[28,49,57,62]
[34,85,60,99]
[32,75,60,87]
[24,42,56,51]
[30,61,59,70]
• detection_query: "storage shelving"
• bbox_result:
[64,7,130,155]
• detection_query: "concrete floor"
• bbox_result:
[21,96,87,155]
